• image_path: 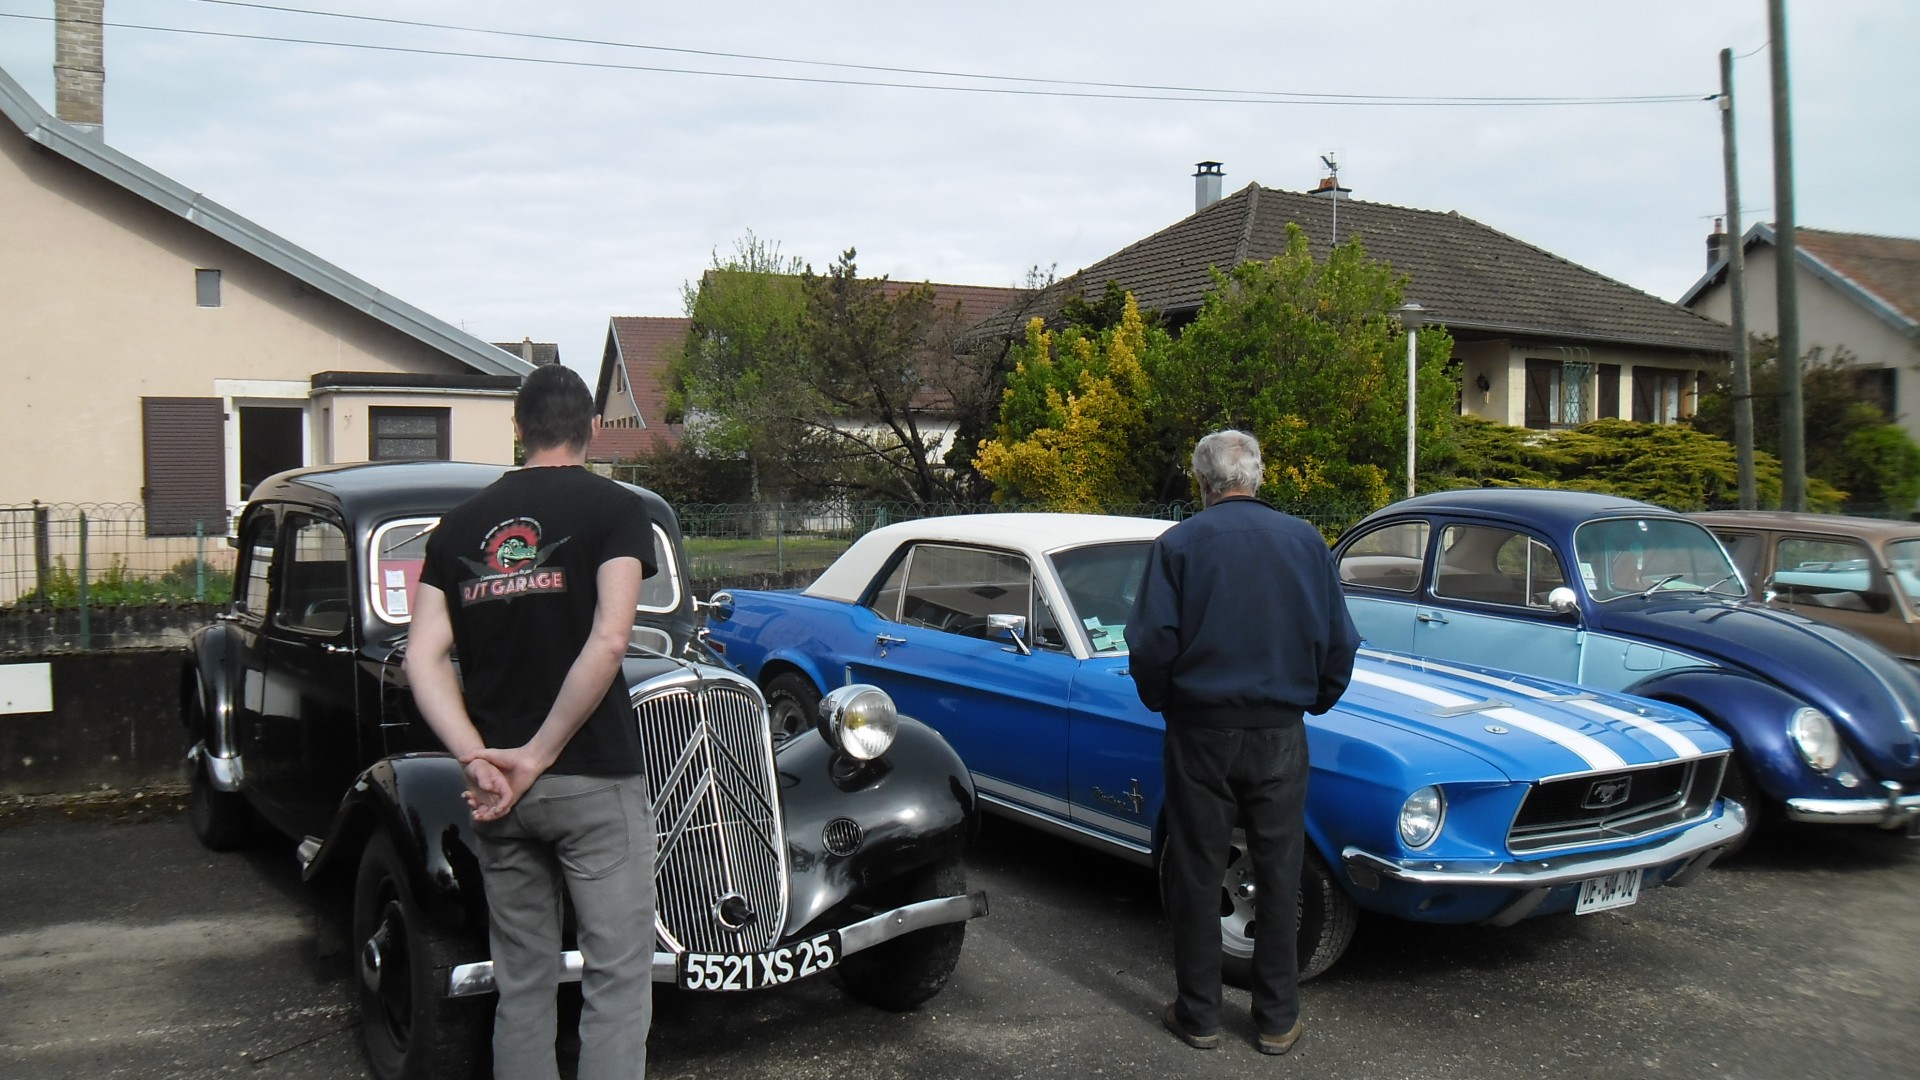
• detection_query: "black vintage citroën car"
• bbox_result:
[181,461,985,1080]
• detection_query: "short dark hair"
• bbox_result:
[514,365,595,453]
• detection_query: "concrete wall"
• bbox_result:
[0,651,188,796]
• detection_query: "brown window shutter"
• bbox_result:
[143,397,227,537]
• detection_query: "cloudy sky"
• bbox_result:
[3,1,1915,378]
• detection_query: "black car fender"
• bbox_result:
[182,623,243,760]
[775,715,979,940]
[303,753,488,937]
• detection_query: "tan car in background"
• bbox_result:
[1690,511,1920,668]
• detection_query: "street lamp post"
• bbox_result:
[1400,302,1424,499]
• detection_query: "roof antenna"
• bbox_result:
[1320,153,1339,248]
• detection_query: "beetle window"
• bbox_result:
[1338,522,1430,592]
[898,544,1033,639]
[1575,518,1741,601]
[275,515,350,636]
[1774,536,1890,614]
[1433,525,1530,607]
[234,510,277,620]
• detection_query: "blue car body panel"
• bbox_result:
[707,514,1742,929]
[1335,488,1920,831]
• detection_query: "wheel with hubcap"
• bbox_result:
[1160,830,1357,986]
[352,831,488,1080]
[764,672,822,743]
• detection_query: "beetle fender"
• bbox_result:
[304,753,488,936]
[775,715,979,939]
[1627,667,1814,801]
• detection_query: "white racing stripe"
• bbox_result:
[1352,667,1628,771]
[1362,652,1703,760]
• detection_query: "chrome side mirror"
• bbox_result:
[1546,586,1580,615]
[987,613,1030,655]
[697,591,736,622]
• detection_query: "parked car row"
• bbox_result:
[182,465,1919,1080]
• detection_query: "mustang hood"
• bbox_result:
[1604,599,1920,768]
[1340,651,1728,783]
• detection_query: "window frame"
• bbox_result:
[368,406,452,462]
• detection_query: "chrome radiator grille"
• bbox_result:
[634,679,786,955]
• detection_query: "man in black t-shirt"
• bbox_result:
[408,364,657,1080]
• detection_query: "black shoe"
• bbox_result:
[1257,1019,1305,1056]
[1162,1002,1220,1050]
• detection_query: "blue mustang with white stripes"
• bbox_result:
[704,514,1744,979]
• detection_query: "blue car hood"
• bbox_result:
[1600,598,1920,764]
[1339,651,1728,783]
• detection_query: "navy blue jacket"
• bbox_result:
[1127,496,1360,727]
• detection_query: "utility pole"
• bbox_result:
[1720,48,1757,510]
[1769,0,1807,511]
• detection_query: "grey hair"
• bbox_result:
[1192,430,1263,495]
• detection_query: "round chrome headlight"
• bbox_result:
[819,684,898,761]
[1398,785,1445,849]
[1789,707,1842,773]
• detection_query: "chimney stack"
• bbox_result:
[1310,173,1350,201]
[54,0,105,140]
[1193,161,1224,212]
[1707,217,1727,269]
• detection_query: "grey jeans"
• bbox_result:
[475,772,656,1080]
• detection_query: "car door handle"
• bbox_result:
[875,634,907,647]
[321,642,354,655]
[1416,612,1449,624]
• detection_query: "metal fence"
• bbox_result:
[0,503,234,609]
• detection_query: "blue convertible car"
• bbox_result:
[1334,489,1920,842]
[705,514,1743,978]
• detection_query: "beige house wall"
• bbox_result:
[1690,246,1920,437]
[312,389,517,465]
[0,127,512,511]
[1453,335,1719,426]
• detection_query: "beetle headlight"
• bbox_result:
[1788,707,1842,773]
[819,684,898,761]
[1398,785,1445,849]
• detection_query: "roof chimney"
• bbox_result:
[1706,217,1726,270]
[54,0,105,140]
[1193,161,1224,212]
[1310,173,1350,200]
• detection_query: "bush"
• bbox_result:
[13,557,232,609]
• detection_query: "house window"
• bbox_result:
[1852,367,1896,420]
[195,269,221,307]
[1523,360,1592,429]
[369,407,450,461]
[1631,367,1694,424]
[1598,364,1621,419]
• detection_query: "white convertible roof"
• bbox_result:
[807,513,1172,602]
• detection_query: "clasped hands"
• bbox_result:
[459,745,549,822]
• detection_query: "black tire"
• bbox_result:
[1160,830,1357,986]
[835,855,968,1011]
[188,756,258,851]
[353,831,489,1080]
[1715,754,1775,858]
[765,672,822,743]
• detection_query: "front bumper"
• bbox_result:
[444,890,989,998]
[1341,803,1747,927]
[1786,780,1920,833]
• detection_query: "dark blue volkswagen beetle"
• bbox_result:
[1334,489,1920,841]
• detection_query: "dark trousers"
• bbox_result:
[1161,721,1308,1036]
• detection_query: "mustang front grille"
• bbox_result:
[1508,755,1727,853]
[634,680,786,955]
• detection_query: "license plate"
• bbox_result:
[677,931,840,991]
[1574,869,1642,914]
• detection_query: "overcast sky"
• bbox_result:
[3,1,1916,379]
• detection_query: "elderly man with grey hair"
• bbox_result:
[1127,429,1360,1056]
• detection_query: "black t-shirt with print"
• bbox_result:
[418,466,657,776]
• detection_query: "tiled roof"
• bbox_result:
[982,184,1731,355]
[1795,229,1920,329]
[589,316,689,462]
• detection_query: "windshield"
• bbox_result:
[1574,516,1744,602]
[1888,539,1920,605]
[1049,541,1152,654]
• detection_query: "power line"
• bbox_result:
[8,6,1710,107]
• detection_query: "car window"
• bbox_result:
[1889,539,1920,605]
[1574,517,1742,601]
[1338,522,1429,592]
[1774,536,1890,614]
[897,544,1033,640]
[867,552,909,622]
[1712,531,1765,588]
[1433,525,1531,607]
[274,514,350,636]
[233,509,278,622]
[1050,541,1152,654]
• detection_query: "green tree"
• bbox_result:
[1149,224,1454,508]
[974,290,1164,510]
[1691,336,1920,511]
[666,232,811,500]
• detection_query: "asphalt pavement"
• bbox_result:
[2,793,1916,1079]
